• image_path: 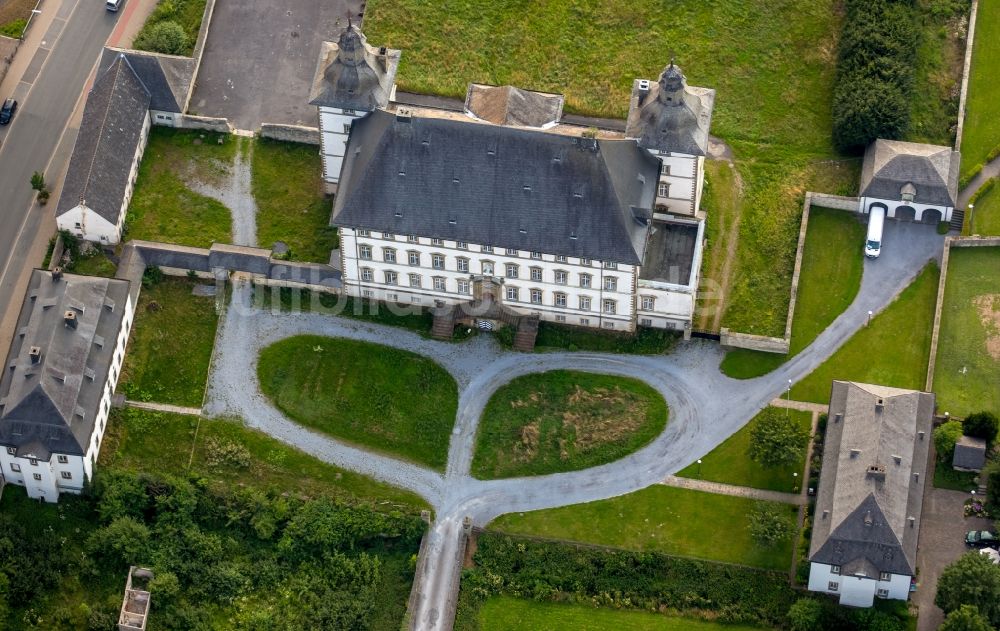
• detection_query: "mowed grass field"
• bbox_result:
[677,407,812,492]
[933,247,1000,418]
[967,182,1000,236]
[791,263,939,404]
[471,371,667,479]
[120,278,219,407]
[257,335,458,469]
[961,0,1000,176]
[477,597,766,631]
[491,485,798,571]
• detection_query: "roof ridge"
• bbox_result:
[78,59,129,208]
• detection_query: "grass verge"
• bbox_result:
[932,457,980,491]
[721,206,866,378]
[100,407,429,511]
[126,128,234,247]
[677,407,812,492]
[252,139,338,262]
[933,247,1000,417]
[471,370,667,479]
[791,262,939,404]
[695,160,742,332]
[120,278,219,407]
[491,485,798,571]
[257,335,457,470]
[967,183,1000,235]
[960,0,1000,176]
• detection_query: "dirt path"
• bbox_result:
[695,159,744,331]
[187,138,259,247]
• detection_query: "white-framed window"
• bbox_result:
[408,273,421,288]
[660,163,670,176]
[433,277,446,291]
[382,232,395,240]
[342,124,351,134]
[831,565,841,575]
[387,293,399,301]
[604,261,618,270]
[876,588,889,598]
[411,296,422,304]
[342,108,356,115]
[579,273,592,288]
[530,251,542,260]
[10,463,20,472]
[554,270,568,285]
[555,255,567,263]
[603,321,615,329]
[481,245,494,253]
[554,292,567,308]
[408,251,420,266]
[383,247,397,263]
[579,296,592,311]
[359,244,372,260]
[580,317,590,326]
[357,229,370,237]
[57,455,68,464]
[530,289,543,304]
[457,257,470,273]
[505,248,518,256]
[457,241,469,250]
[5,447,13,455]
[641,318,653,327]
[828,582,839,592]
[33,473,42,481]
[506,286,519,301]
[530,267,543,281]
[603,299,616,314]
[362,289,374,297]
[361,267,373,282]
[458,279,471,294]
[61,471,72,480]
[641,295,655,310]
[658,182,670,197]
[580,258,592,266]
[29,458,37,466]
[407,235,419,243]
[482,261,495,275]
[879,572,891,582]
[432,254,445,270]
[604,277,618,292]
[555,315,566,322]
[505,263,519,279]
[75,222,82,229]
[431,238,444,246]
[384,271,398,285]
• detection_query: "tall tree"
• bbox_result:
[749,409,809,468]
[940,605,995,631]
[936,552,1000,626]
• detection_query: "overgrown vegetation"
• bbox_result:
[0,470,424,629]
[120,277,219,407]
[252,139,338,263]
[791,263,939,403]
[133,0,207,56]
[257,335,458,469]
[908,0,971,146]
[495,321,679,354]
[0,17,25,38]
[471,371,667,478]
[677,407,812,492]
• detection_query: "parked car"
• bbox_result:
[0,98,16,125]
[106,0,124,11]
[965,530,999,549]
[864,205,886,258]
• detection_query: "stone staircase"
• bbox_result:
[430,304,457,340]
[950,207,965,232]
[512,315,540,352]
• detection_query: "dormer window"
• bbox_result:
[900,182,916,202]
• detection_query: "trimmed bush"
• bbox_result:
[960,164,984,190]
[133,20,189,55]
[963,411,999,444]
[935,420,965,462]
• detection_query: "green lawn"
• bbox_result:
[677,407,812,492]
[491,485,798,571]
[695,160,742,332]
[933,247,1000,417]
[791,263,940,404]
[961,0,1000,175]
[257,335,458,469]
[967,182,1000,236]
[120,278,219,407]
[252,139,338,262]
[478,597,765,631]
[100,407,428,511]
[126,128,234,247]
[721,206,867,378]
[471,370,667,479]
[66,249,117,278]
[933,457,980,491]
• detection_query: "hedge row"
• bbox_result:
[832,0,919,152]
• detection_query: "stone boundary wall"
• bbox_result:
[259,123,320,145]
[47,233,65,271]
[183,0,219,112]
[809,193,861,212]
[0,37,19,88]
[783,193,814,341]
[954,0,980,153]
[719,328,790,354]
[174,114,231,133]
[924,235,1000,391]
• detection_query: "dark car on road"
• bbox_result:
[966,530,999,549]
[0,98,16,125]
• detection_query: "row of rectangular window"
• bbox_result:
[353,233,615,268]
[8,463,73,479]
[5,447,70,465]
[829,566,891,582]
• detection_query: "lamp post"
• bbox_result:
[697,459,702,478]
[867,310,873,327]
[968,203,974,233]
[793,471,799,492]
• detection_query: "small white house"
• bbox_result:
[808,382,934,607]
[858,139,961,225]
[0,269,134,502]
[56,55,152,245]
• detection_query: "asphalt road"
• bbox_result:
[0,0,118,306]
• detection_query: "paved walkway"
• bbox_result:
[660,475,804,505]
[203,220,944,631]
[125,400,203,416]
[958,156,1000,211]
[770,398,827,413]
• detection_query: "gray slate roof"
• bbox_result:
[953,435,987,471]
[309,25,400,111]
[99,47,193,113]
[332,109,660,265]
[56,55,151,223]
[860,139,961,208]
[464,84,565,128]
[0,270,131,459]
[810,382,934,577]
[625,63,715,156]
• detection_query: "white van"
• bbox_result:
[865,205,886,258]
[106,0,123,12]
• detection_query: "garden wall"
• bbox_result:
[174,114,231,133]
[183,0,219,112]
[719,328,789,354]
[955,0,980,152]
[259,123,320,145]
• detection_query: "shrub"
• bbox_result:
[204,437,252,470]
[935,420,965,463]
[86,517,152,567]
[963,411,999,444]
[749,408,809,468]
[787,598,823,631]
[961,164,984,190]
[832,77,910,152]
[749,501,795,546]
[935,552,1000,626]
[30,171,45,192]
[134,20,189,55]
[940,604,995,631]
[969,178,997,205]
[142,265,164,288]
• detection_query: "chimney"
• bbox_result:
[52,267,63,281]
[29,346,41,364]
[875,398,884,413]
[64,310,78,329]
[863,510,873,527]
[834,413,842,423]
[908,516,916,528]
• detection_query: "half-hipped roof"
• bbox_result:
[860,139,961,208]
